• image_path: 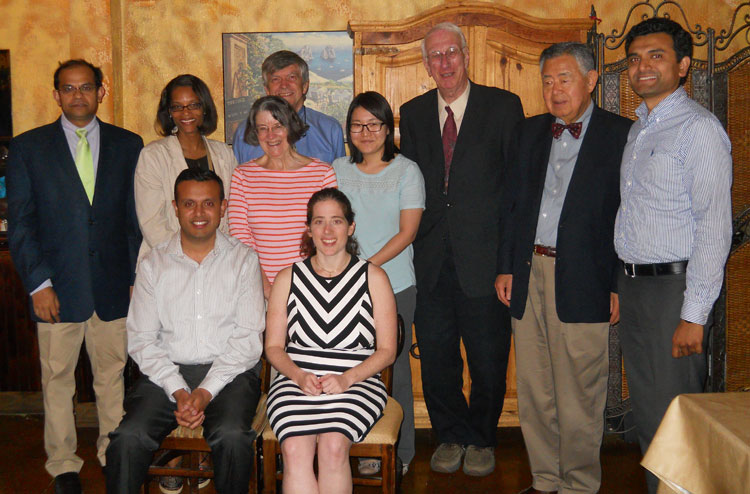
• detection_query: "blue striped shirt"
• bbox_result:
[614,87,732,325]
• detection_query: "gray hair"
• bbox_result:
[421,22,468,60]
[261,50,310,86]
[539,42,595,75]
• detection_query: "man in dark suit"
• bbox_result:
[399,22,524,477]
[496,43,631,494]
[7,59,143,494]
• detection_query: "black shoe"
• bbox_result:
[54,472,82,494]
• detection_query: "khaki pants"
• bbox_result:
[37,312,127,477]
[513,255,609,494]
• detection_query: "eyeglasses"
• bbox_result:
[350,122,385,133]
[256,123,286,135]
[169,102,202,113]
[57,84,98,95]
[427,46,463,63]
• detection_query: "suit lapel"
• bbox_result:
[52,118,91,206]
[449,82,480,168]
[422,91,445,189]
[531,115,554,208]
[559,106,601,224]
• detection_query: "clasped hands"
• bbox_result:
[295,371,351,396]
[172,388,212,429]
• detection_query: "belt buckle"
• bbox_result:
[623,263,636,277]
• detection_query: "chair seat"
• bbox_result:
[261,396,402,444]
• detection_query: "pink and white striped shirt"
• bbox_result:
[227,159,337,283]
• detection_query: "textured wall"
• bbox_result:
[1,0,746,139]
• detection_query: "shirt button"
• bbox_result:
[627,181,632,186]
[196,289,201,295]
[562,142,567,147]
[542,213,547,218]
[197,315,202,320]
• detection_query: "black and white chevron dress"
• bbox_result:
[267,256,388,443]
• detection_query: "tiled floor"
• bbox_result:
[0,414,645,493]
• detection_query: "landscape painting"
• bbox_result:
[222,31,353,143]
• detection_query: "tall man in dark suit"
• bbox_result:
[496,43,632,494]
[7,59,143,494]
[399,22,524,477]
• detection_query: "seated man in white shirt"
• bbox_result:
[105,168,265,494]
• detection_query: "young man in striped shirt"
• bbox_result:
[614,17,733,494]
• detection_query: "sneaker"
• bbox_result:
[198,454,211,489]
[358,458,381,476]
[430,443,465,473]
[159,476,183,494]
[401,462,410,476]
[462,445,495,476]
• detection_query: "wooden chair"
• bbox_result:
[261,316,406,494]
[141,360,270,494]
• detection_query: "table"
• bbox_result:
[642,392,750,494]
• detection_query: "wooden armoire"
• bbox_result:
[349,1,593,428]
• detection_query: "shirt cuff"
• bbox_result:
[30,279,53,295]
[198,374,227,401]
[162,375,190,403]
[680,300,711,326]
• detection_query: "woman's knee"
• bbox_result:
[317,434,352,465]
[281,436,317,465]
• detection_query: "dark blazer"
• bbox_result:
[7,117,143,322]
[399,82,524,298]
[498,106,632,322]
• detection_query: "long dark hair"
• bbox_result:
[300,188,359,258]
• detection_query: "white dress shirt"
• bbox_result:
[127,230,265,400]
[437,83,471,135]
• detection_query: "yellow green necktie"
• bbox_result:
[75,128,95,204]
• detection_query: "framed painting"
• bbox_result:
[221,31,353,143]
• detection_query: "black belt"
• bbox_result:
[621,260,688,277]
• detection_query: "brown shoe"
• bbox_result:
[517,486,558,494]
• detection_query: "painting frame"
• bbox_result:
[221,31,353,144]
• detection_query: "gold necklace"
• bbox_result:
[312,255,350,277]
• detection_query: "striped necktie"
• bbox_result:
[75,128,95,204]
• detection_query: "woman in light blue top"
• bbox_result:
[332,91,425,476]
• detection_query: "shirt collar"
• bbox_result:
[438,82,471,120]
[636,86,687,123]
[60,113,99,135]
[166,229,229,260]
[554,98,594,127]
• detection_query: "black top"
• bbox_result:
[185,155,209,171]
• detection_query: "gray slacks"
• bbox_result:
[618,271,709,494]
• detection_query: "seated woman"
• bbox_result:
[265,188,397,494]
[333,91,425,476]
[228,96,337,298]
[135,74,237,261]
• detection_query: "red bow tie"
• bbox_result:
[551,122,583,139]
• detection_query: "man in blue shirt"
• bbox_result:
[231,50,345,164]
[615,17,732,494]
